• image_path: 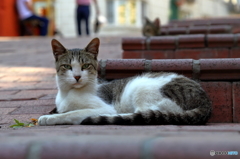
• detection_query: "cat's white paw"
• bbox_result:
[38,114,59,126]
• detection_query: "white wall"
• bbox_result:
[146,0,170,25]
[180,0,229,19]
[55,0,105,37]
[55,0,76,37]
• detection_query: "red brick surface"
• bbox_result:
[168,17,240,27]
[122,51,142,59]
[151,136,240,159]
[149,36,176,50]
[142,50,175,59]
[0,138,30,159]
[121,37,146,50]
[178,34,205,48]
[236,34,240,46]
[209,25,232,33]
[0,99,54,108]
[100,59,240,81]
[189,26,208,34]
[233,82,240,123]
[170,25,235,34]
[230,48,240,58]
[175,48,229,59]
[0,108,16,115]
[122,34,240,59]
[161,25,236,35]
[10,105,55,115]
[105,59,145,79]
[199,58,240,80]
[0,90,57,101]
[40,136,144,159]
[151,59,193,77]
[201,82,232,123]
[1,125,240,159]
[167,27,187,35]
[207,34,235,48]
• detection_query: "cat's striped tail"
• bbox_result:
[81,107,212,125]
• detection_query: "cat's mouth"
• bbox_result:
[72,81,84,88]
[73,82,81,85]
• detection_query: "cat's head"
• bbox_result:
[51,38,100,89]
[142,17,160,37]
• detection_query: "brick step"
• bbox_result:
[167,17,240,27]
[160,18,240,35]
[97,59,240,123]
[122,34,240,59]
[160,25,239,35]
[0,133,240,159]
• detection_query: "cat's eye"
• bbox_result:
[82,64,90,69]
[62,64,72,70]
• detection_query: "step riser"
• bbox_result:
[122,35,240,59]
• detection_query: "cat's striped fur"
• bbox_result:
[38,38,212,126]
[82,73,211,125]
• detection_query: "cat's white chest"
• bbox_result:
[56,89,92,113]
[56,88,113,113]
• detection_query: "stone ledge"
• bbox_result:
[161,25,235,35]
[122,34,240,59]
[122,34,240,51]
[0,133,239,159]
[98,59,240,81]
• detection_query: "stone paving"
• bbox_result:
[0,36,240,159]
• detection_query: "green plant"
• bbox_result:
[10,119,37,128]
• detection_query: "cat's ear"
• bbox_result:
[85,38,100,59]
[51,39,67,61]
[154,18,160,29]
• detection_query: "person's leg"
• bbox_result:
[26,15,49,36]
[82,6,90,35]
[76,5,82,36]
[38,16,49,36]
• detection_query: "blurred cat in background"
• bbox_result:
[142,17,161,37]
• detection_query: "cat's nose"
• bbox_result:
[74,76,81,82]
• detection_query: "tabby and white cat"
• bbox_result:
[142,17,161,37]
[38,38,212,125]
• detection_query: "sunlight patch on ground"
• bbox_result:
[0,66,56,90]
[0,66,55,75]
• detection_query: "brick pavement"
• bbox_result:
[0,36,240,159]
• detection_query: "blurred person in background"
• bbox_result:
[16,0,49,36]
[76,0,100,36]
[169,0,185,20]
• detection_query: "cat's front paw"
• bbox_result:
[38,114,58,126]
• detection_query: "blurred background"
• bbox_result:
[1,0,240,37]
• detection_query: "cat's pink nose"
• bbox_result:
[74,76,81,82]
